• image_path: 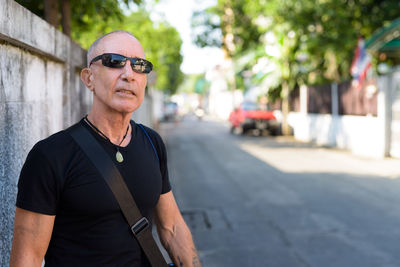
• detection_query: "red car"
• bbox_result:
[229,102,280,135]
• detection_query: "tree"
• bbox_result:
[192,0,262,110]
[269,0,400,84]
[15,0,142,37]
[250,0,400,133]
[192,0,400,134]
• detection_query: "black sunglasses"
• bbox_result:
[89,53,153,74]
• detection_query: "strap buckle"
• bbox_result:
[131,217,149,236]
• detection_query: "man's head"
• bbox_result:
[81,31,150,115]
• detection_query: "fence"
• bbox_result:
[288,81,378,116]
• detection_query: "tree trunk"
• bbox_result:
[222,3,237,108]
[44,0,59,28]
[281,80,291,136]
[61,0,71,36]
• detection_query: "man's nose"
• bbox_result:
[121,60,136,81]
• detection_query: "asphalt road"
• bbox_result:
[159,115,400,267]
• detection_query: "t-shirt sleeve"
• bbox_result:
[158,136,171,194]
[146,128,171,194]
[16,143,60,215]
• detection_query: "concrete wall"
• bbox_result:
[288,113,385,158]
[132,94,153,126]
[0,0,91,264]
[389,70,400,158]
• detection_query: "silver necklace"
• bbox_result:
[84,116,130,163]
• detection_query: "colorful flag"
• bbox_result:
[350,37,372,89]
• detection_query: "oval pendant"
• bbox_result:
[116,151,124,163]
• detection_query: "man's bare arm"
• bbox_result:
[154,192,202,267]
[10,208,55,267]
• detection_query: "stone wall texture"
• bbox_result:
[0,0,91,264]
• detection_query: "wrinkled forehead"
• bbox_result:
[88,33,145,63]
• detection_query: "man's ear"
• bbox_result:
[81,68,94,91]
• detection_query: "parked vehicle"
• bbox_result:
[228,102,280,135]
[163,101,179,121]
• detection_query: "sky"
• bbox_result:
[148,0,225,74]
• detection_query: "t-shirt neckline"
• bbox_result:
[80,118,137,152]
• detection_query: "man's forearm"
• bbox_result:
[160,223,202,267]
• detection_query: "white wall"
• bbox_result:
[288,113,385,158]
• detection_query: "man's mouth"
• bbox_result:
[116,89,135,96]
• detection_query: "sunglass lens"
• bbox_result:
[131,59,152,73]
[103,54,126,68]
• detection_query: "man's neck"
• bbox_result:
[87,110,132,146]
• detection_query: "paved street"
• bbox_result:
[159,115,400,267]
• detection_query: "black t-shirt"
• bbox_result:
[16,119,171,266]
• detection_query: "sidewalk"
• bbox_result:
[238,135,400,179]
[200,114,400,179]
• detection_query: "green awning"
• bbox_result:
[366,18,400,57]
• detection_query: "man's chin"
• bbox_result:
[112,97,142,110]
[115,103,142,114]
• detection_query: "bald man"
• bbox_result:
[10,31,201,267]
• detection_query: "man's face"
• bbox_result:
[88,33,148,115]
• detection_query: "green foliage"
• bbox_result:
[15,0,44,17]
[192,0,261,58]
[271,0,400,84]
[266,84,282,103]
[193,0,400,101]
[71,0,142,32]
[178,74,209,95]
[15,0,140,33]
[192,10,222,48]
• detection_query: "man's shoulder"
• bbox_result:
[33,122,80,156]
[134,122,167,159]
[135,122,162,142]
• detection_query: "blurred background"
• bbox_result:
[2,0,400,266]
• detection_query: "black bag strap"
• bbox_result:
[68,123,169,267]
